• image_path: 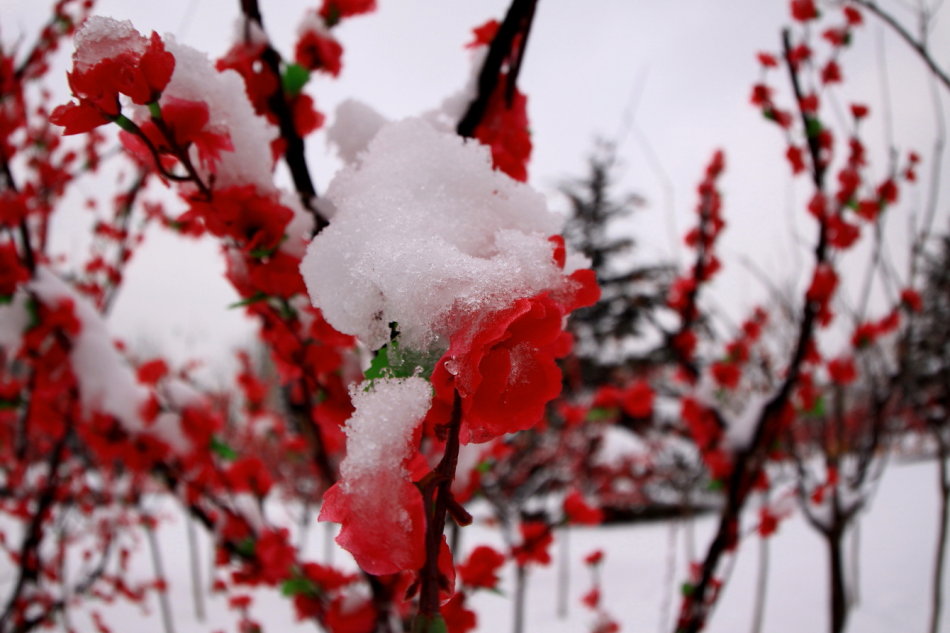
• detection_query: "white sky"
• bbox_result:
[2,0,948,378]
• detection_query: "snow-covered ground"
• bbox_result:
[65,458,947,633]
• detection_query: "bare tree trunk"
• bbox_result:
[146,521,177,633]
[513,564,527,633]
[929,438,949,633]
[749,533,769,633]
[848,520,860,608]
[826,528,848,633]
[186,516,205,622]
[557,527,569,619]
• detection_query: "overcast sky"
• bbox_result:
[2,0,948,378]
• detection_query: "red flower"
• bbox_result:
[621,380,654,418]
[821,60,842,84]
[295,28,343,76]
[827,215,860,250]
[806,263,838,304]
[0,241,29,296]
[791,0,819,21]
[473,78,532,182]
[136,358,169,385]
[466,20,500,48]
[50,100,113,135]
[224,456,274,497]
[253,529,296,585]
[900,288,923,312]
[843,6,863,25]
[319,0,376,24]
[582,587,601,609]
[827,357,857,385]
[850,103,869,120]
[429,294,571,443]
[711,361,742,390]
[756,52,778,68]
[442,593,477,633]
[126,97,234,170]
[758,508,779,537]
[54,25,175,132]
[318,477,426,575]
[512,521,552,566]
[183,186,293,253]
[786,145,806,175]
[458,546,506,589]
[563,489,604,525]
[584,550,604,566]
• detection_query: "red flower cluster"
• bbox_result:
[51,29,174,134]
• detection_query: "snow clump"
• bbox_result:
[300,116,565,352]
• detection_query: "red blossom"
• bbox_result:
[563,489,604,525]
[900,288,923,312]
[806,263,838,305]
[50,100,113,135]
[756,52,778,68]
[711,361,742,390]
[849,103,869,119]
[512,521,553,566]
[786,145,806,175]
[621,380,654,418]
[843,6,863,25]
[429,293,586,444]
[582,587,601,609]
[442,593,477,633]
[821,60,842,84]
[136,359,169,385]
[295,28,343,76]
[457,546,506,589]
[318,478,426,576]
[790,0,819,21]
[473,77,532,182]
[758,508,779,537]
[319,0,376,24]
[585,550,604,566]
[467,20,500,48]
[827,357,857,386]
[0,241,30,296]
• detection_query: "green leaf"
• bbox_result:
[148,102,162,119]
[680,582,695,597]
[228,292,267,310]
[707,478,724,492]
[281,576,319,597]
[211,436,238,461]
[236,538,256,557]
[586,407,615,422]
[805,395,826,418]
[0,294,13,305]
[805,115,822,139]
[475,460,494,474]
[363,342,393,381]
[411,614,448,633]
[282,64,310,96]
[249,246,276,259]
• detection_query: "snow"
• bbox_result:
[338,377,431,485]
[55,457,947,633]
[300,116,565,352]
[72,16,147,69]
[326,99,388,165]
[160,36,278,192]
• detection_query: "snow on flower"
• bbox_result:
[300,116,565,353]
[318,377,432,575]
